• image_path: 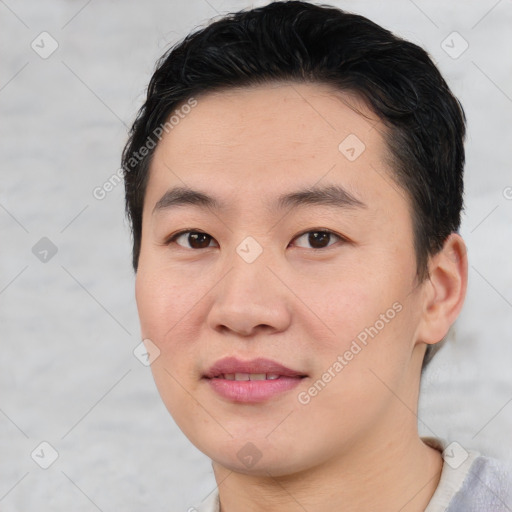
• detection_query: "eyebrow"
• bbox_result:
[152,184,366,215]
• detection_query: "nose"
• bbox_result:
[206,251,292,337]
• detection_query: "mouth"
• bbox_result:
[203,356,307,379]
[203,357,307,403]
[212,373,287,381]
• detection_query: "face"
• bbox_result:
[135,82,428,476]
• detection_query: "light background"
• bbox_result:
[1,0,511,510]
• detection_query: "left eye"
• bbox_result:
[170,230,217,249]
[291,230,343,249]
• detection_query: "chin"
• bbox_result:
[206,438,314,478]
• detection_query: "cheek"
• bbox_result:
[135,258,200,336]
[135,258,220,396]
[315,263,402,332]
[135,267,205,421]
[135,268,167,339]
[135,264,200,346]
[309,257,417,385]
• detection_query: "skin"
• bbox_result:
[135,82,468,511]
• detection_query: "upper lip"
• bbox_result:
[203,357,306,378]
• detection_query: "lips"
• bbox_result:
[203,357,307,403]
[203,356,306,380]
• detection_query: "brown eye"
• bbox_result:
[171,231,215,249]
[293,230,342,249]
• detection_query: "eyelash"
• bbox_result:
[164,228,346,250]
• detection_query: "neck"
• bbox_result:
[213,428,442,512]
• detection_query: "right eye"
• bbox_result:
[166,230,217,250]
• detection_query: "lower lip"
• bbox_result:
[206,376,304,403]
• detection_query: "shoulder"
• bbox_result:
[423,437,512,512]
[446,454,512,512]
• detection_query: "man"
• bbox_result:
[122,2,511,510]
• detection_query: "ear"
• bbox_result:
[416,233,468,345]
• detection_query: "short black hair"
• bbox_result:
[122,0,466,367]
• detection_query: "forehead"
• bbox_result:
[145,81,404,214]
[156,82,382,159]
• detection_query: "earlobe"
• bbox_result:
[417,233,468,345]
